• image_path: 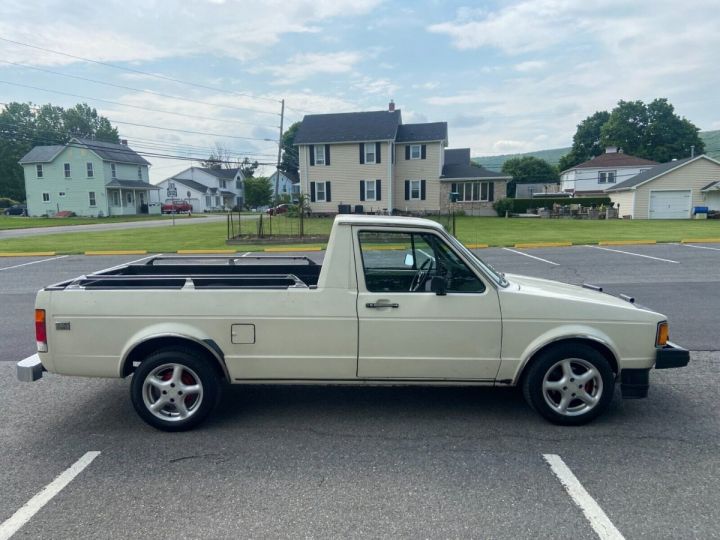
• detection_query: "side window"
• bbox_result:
[358,230,485,293]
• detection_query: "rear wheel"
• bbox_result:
[130,348,221,431]
[522,343,614,425]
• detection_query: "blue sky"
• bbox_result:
[1,0,719,181]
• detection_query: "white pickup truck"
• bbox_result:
[18,215,688,431]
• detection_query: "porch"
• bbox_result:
[106,180,160,216]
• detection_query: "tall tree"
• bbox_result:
[0,101,118,200]
[558,111,611,171]
[501,156,559,197]
[239,157,259,178]
[243,176,273,208]
[279,122,300,177]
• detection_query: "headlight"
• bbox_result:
[656,321,669,347]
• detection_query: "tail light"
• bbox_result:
[35,309,48,352]
[656,321,669,347]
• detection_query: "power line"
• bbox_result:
[0,59,281,117]
[0,35,281,105]
[0,80,279,129]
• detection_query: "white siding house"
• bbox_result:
[154,167,244,212]
[561,148,657,195]
[268,170,300,200]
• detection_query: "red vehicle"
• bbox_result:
[161,200,193,214]
[266,204,289,216]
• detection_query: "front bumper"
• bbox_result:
[655,341,690,369]
[17,354,45,382]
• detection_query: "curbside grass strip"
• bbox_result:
[598,240,657,246]
[264,246,324,252]
[0,251,56,257]
[176,249,238,254]
[681,238,720,244]
[85,250,147,256]
[514,242,572,249]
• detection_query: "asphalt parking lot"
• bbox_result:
[1,243,719,539]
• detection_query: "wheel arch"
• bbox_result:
[120,334,229,382]
[515,336,619,386]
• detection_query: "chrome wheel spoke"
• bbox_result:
[171,365,183,385]
[182,384,201,395]
[142,362,204,423]
[150,396,168,412]
[576,368,598,385]
[543,379,565,391]
[561,360,575,379]
[557,394,571,413]
[148,376,167,391]
[543,357,604,417]
[175,398,190,419]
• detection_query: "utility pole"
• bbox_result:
[275,99,285,203]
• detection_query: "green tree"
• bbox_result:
[279,122,300,177]
[558,111,610,171]
[239,157,259,178]
[0,102,119,200]
[501,156,559,197]
[243,176,273,208]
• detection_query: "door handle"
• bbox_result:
[366,301,399,309]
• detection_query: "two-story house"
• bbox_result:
[560,147,658,195]
[154,167,244,212]
[268,169,300,201]
[19,138,155,217]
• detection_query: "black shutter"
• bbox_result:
[359,143,365,164]
[360,180,365,201]
[325,181,331,202]
[421,180,427,200]
[376,142,381,164]
[309,145,315,166]
[451,183,457,194]
[421,144,427,159]
[376,179,381,201]
[404,180,410,200]
[325,144,331,166]
[405,145,410,160]
[310,182,316,202]
[489,182,495,202]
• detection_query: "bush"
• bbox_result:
[509,196,612,214]
[493,198,514,216]
[0,197,19,209]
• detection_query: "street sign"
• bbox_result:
[167,188,177,197]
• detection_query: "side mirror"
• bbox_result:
[430,276,447,296]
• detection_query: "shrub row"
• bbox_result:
[493,196,612,216]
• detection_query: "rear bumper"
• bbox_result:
[655,341,690,369]
[17,354,45,382]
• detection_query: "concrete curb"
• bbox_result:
[681,238,720,244]
[465,243,489,249]
[0,251,56,257]
[176,249,238,254]
[85,250,148,256]
[598,240,657,246]
[264,246,324,252]
[514,242,572,249]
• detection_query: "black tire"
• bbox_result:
[522,343,615,426]
[130,347,222,431]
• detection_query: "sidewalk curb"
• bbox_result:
[85,250,148,256]
[176,249,238,254]
[0,251,56,257]
[681,238,720,244]
[598,240,657,246]
[465,243,489,249]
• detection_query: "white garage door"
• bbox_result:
[649,190,691,219]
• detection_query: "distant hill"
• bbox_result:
[473,130,720,172]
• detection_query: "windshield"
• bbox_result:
[444,232,509,288]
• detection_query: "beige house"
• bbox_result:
[294,102,509,215]
[606,154,720,219]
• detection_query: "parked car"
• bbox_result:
[267,204,289,216]
[17,215,689,431]
[161,200,192,214]
[3,204,27,216]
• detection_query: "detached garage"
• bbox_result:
[606,155,720,219]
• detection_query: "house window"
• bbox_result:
[236,180,241,189]
[87,162,94,178]
[89,192,97,207]
[315,145,326,165]
[111,163,117,178]
[58,192,66,197]
[220,180,226,189]
[126,192,133,204]
[64,163,71,178]
[410,180,421,200]
[410,145,421,159]
[599,170,616,183]
[365,180,376,201]
[214,196,220,206]
[364,143,376,164]
[206,196,211,207]
[137,166,142,180]
[316,181,326,202]
[36,165,43,178]
[111,191,120,206]
[42,192,50,202]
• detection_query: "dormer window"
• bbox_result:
[364,143,376,164]
[315,145,325,165]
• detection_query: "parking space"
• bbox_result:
[1,245,719,538]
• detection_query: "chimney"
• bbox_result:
[605,146,618,154]
[120,139,128,146]
[388,100,395,112]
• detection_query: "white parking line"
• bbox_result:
[0,255,68,272]
[241,252,251,257]
[588,245,679,264]
[502,247,559,266]
[543,454,624,540]
[683,244,720,252]
[0,451,100,540]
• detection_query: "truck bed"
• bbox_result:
[46,255,322,291]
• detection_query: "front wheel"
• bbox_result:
[130,348,221,431]
[522,343,615,425]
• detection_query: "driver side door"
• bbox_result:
[355,227,502,380]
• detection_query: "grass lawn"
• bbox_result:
[0,216,718,254]
[0,214,205,231]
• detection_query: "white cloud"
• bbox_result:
[514,61,546,72]
[258,51,363,84]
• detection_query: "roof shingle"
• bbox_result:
[567,152,657,171]
[395,122,447,143]
[294,110,401,144]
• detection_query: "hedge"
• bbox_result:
[494,196,612,215]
